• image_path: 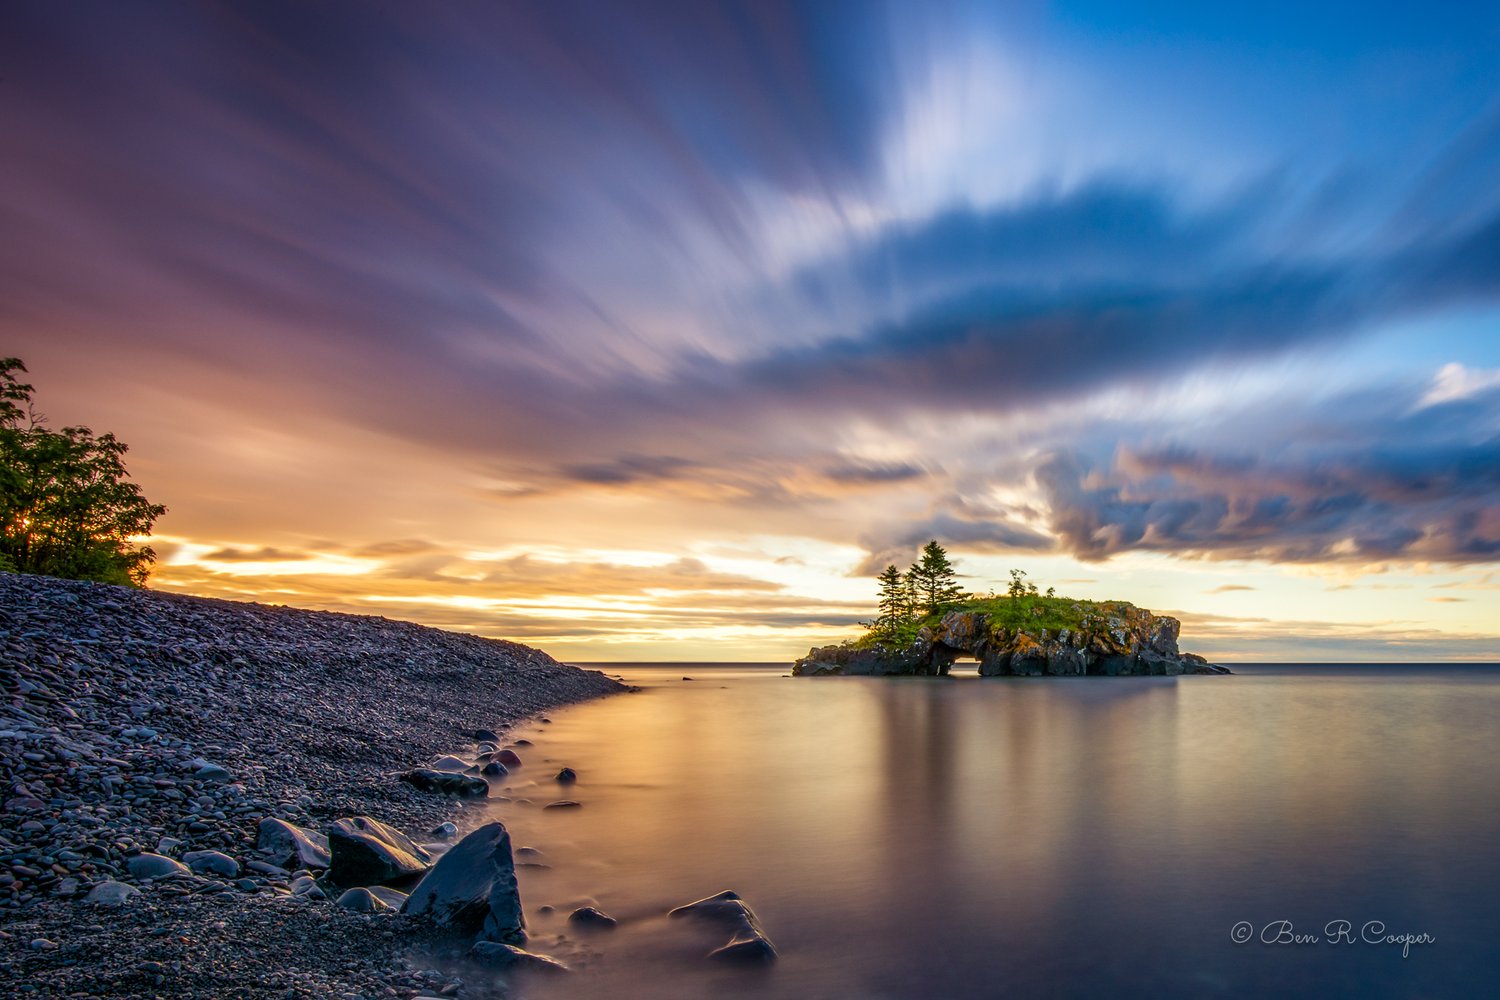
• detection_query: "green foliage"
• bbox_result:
[869,564,919,646]
[860,540,967,648]
[906,539,964,616]
[0,359,166,586]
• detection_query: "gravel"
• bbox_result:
[0,571,624,997]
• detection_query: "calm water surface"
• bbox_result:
[470,664,1500,999]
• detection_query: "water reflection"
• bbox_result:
[472,666,1500,998]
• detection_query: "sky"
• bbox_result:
[4,0,1499,661]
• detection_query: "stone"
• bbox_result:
[569,905,618,929]
[183,850,240,877]
[430,821,459,840]
[401,769,489,797]
[494,749,522,768]
[367,885,409,908]
[669,890,778,965]
[257,817,331,870]
[336,887,391,912]
[469,941,569,974]
[481,761,508,778]
[85,880,140,906]
[544,800,581,809]
[401,821,525,944]
[555,767,577,784]
[428,754,471,772]
[193,763,232,782]
[126,853,192,880]
[471,729,500,743]
[327,816,432,887]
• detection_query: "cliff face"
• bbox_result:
[793,604,1229,677]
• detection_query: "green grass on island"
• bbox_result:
[851,593,1142,651]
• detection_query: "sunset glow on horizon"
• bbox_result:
[6,2,1500,661]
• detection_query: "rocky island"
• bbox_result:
[794,548,1229,678]
[795,599,1230,677]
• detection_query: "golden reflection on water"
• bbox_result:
[470,666,1500,999]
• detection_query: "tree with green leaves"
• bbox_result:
[0,359,166,586]
[870,563,918,645]
[907,539,964,616]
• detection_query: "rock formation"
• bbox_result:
[794,603,1230,677]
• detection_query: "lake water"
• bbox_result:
[471,663,1500,998]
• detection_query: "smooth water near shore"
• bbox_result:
[477,664,1500,998]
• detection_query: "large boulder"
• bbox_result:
[257,817,331,870]
[327,817,432,887]
[669,890,778,965]
[400,821,525,944]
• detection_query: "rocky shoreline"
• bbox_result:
[0,572,625,998]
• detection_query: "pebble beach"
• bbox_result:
[0,572,624,998]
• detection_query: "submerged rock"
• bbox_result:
[400,820,525,944]
[669,889,778,965]
[327,816,432,887]
[555,767,577,784]
[569,905,618,929]
[495,748,523,767]
[469,941,569,973]
[481,761,509,778]
[257,817,331,870]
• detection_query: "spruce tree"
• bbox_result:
[874,564,915,644]
[908,540,963,616]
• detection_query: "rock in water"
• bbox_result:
[495,748,523,767]
[569,905,618,929]
[327,816,432,886]
[257,817,331,870]
[126,853,192,880]
[401,768,489,797]
[669,890,778,965]
[469,941,569,973]
[481,761,509,778]
[555,767,578,784]
[400,820,526,944]
[428,754,472,772]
